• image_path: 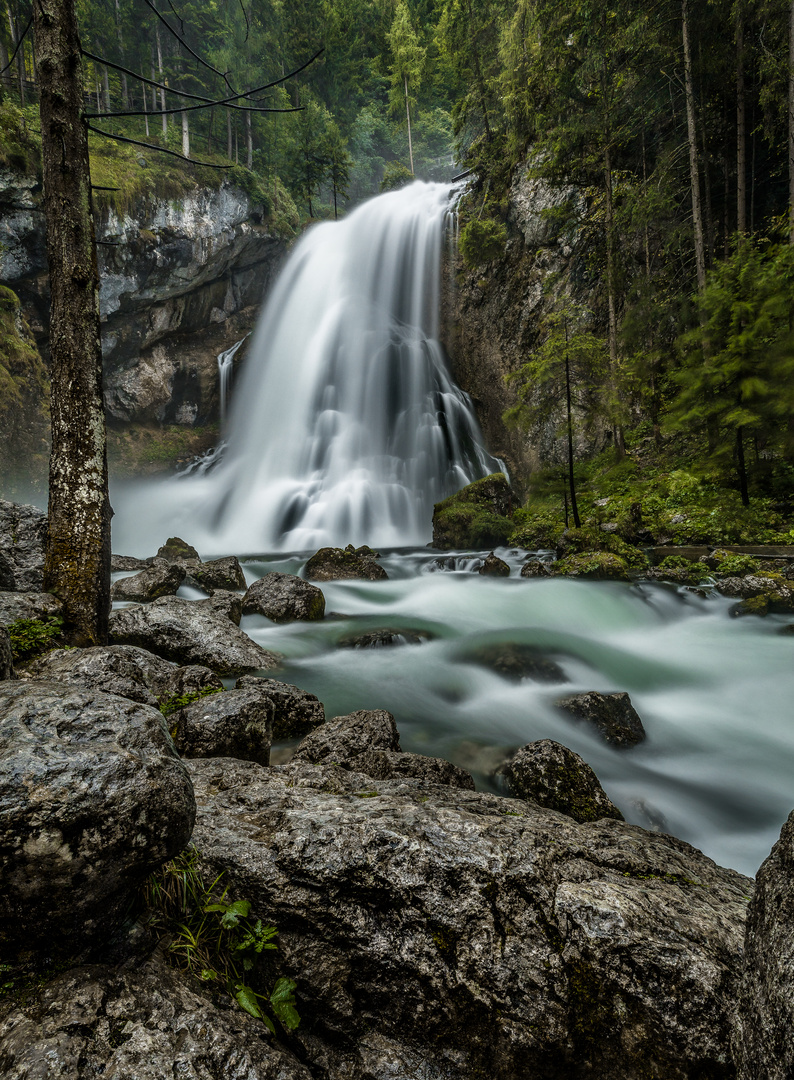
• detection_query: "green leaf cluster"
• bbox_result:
[159,686,224,718]
[8,617,64,663]
[458,218,507,269]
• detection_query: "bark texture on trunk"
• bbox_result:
[682,0,707,291]
[33,0,111,646]
[736,8,747,234]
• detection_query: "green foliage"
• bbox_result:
[458,218,507,268]
[387,2,426,117]
[144,847,299,1034]
[711,553,762,577]
[380,160,415,190]
[159,686,224,718]
[8,617,64,663]
[551,551,630,580]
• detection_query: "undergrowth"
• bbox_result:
[8,617,64,663]
[143,846,299,1033]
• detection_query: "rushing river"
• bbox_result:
[111,181,794,879]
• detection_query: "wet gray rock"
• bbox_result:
[0,949,312,1080]
[733,808,794,1079]
[462,641,568,683]
[156,536,201,563]
[109,595,280,676]
[719,575,794,615]
[161,664,224,704]
[0,590,63,629]
[292,708,399,764]
[186,555,247,594]
[0,550,15,591]
[0,500,46,592]
[243,572,326,622]
[195,589,243,625]
[337,626,431,648]
[478,551,510,576]
[555,691,646,748]
[0,681,195,957]
[170,687,273,766]
[110,562,186,603]
[303,546,388,582]
[235,675,324,739]
[187,755,752,1080]
[26,645,175,708]
[111,554,151,572]
[354,749,475,789]
[0,627,12,680]
[503,739,624,823]
[521,558,552,578]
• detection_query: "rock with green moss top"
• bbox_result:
[557,527,648,569]
[719,575,794,615]
[170,686,273,765]
[155,537,201,563]
[303,546,387,582]
[551,551,630,581]
[432,473,515,551]
[521,558,552,578]
[478,551,510,577]
[503,740,624,823]
[645,555,706,586]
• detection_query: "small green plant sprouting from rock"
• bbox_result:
[8,616,64,662]
[144,846,300,1033]
[459,218,507,268]
[159,686,224,717]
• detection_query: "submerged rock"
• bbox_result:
[26,645,175,707]
[109,595,280,676]
[243,571,326,622]
[235,675,325,739]
[170,687,273,766]
[110,562,186,603]
[337,626,431,648]
[187,755,751,1080]
[303,546,388,582]
[0,950,312,1080]
[503,739,624,823]
[556,691,646,748]
[185,555,247,595]
[0,500,46,592]
[432,473,515,551]
[478,551,510,576]
[0,681,195,958]
[461,641,568,683]
[734,808,794,1079]
[293,708,399,764]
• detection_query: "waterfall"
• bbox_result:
[217,336,246,428]
[113,181,502,556]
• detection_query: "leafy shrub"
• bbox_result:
[144,846,299,1033]
[380,161,414,191]
[459,218,507,268]
[711,553,762,577]
[8,617,64,662]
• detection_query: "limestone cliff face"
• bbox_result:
[442,164,595,488]
[0,172,286,431]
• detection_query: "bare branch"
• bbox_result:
[87,124,233,168]
[142,0,231,86]
[86,97,302,118]
[0,14,32,77]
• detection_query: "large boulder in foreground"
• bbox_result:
[733,808,794,1079]
[236,675,324,739]
[303,545,388,582]
[0,950,311,1080]
[109,596,280,676]
[292,708,399,764]
[432,473,515,551]
[188,756,751,1080]
[0,681,195,957]
[171,687,273,766]
[26,645,175,707]
[0,500,46,592]
[503,739,624,823]
[243,572,326,622]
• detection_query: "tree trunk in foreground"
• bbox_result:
[34,0,111,646]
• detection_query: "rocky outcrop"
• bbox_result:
[186,556,247,594]
[556,691,646,748]
[0,627,12,680]
[156,536,201,562]
[0,949,312,1080]
[733,809,794,1079]
[303,546,388,582]
[0,681,194,958]
[503,739,624,823]
[109,595,280,676]
[0,500,46,592]
[478,550,511,576]
[188,755,751,1080]
[243,572,326,622]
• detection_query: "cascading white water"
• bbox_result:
[113,181,502,555]
[217,337,246,429]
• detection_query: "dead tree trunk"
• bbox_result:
[33,0,111,646]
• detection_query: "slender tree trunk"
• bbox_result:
[790,0,794,243]
[736,7,747,234]
[142,76,149,137]
[564,332,581,530]
[207,106,213,152]
[246,108,253,169]
[102,64,111,114]
[113,0,128,109]
[227,109,232,158]
[404,73,414,174]
[642,129,651,277]
[682,0,707,291]
[698,45,715,263]
[33,0,111,645]
[0,37,10,92]
[8,5,25,104]
[181,102,189,157]
[155,22,166,135]
[736,425,749,506]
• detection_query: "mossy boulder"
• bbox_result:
[156,537,201,563]
[478,551,510,576]
[432,473,516,551]
[303,546,388,582]
[555,691,646,748]
[503,740,624,823]
[551,551,630,581]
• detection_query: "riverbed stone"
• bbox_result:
[195,589,243,624]
[186,755,752,1080]
[0,590,62,630]
[478,551,511,576]
[521,558,552,578]
[556,690,646,748]
[733,808,794,1079]
[155,536,201,563]
[243,572,326,621]
[0,500,46,592]
[185,555,246,594]
[111,554,151,572]
[0,681,195,957]
[0,949,312,1080]
[25,645,175,707]
[111,562,186,603]
[337,626,431,648]
[292,708,399,764]
[461,640,568,683]
[503,739,624,822]
[109,595,281,676]
[303,546,388,582]
[235,675,325,739]
[170,687,273,765]
[161,664,225,704]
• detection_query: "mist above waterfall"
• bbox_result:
[113,182,501,556]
